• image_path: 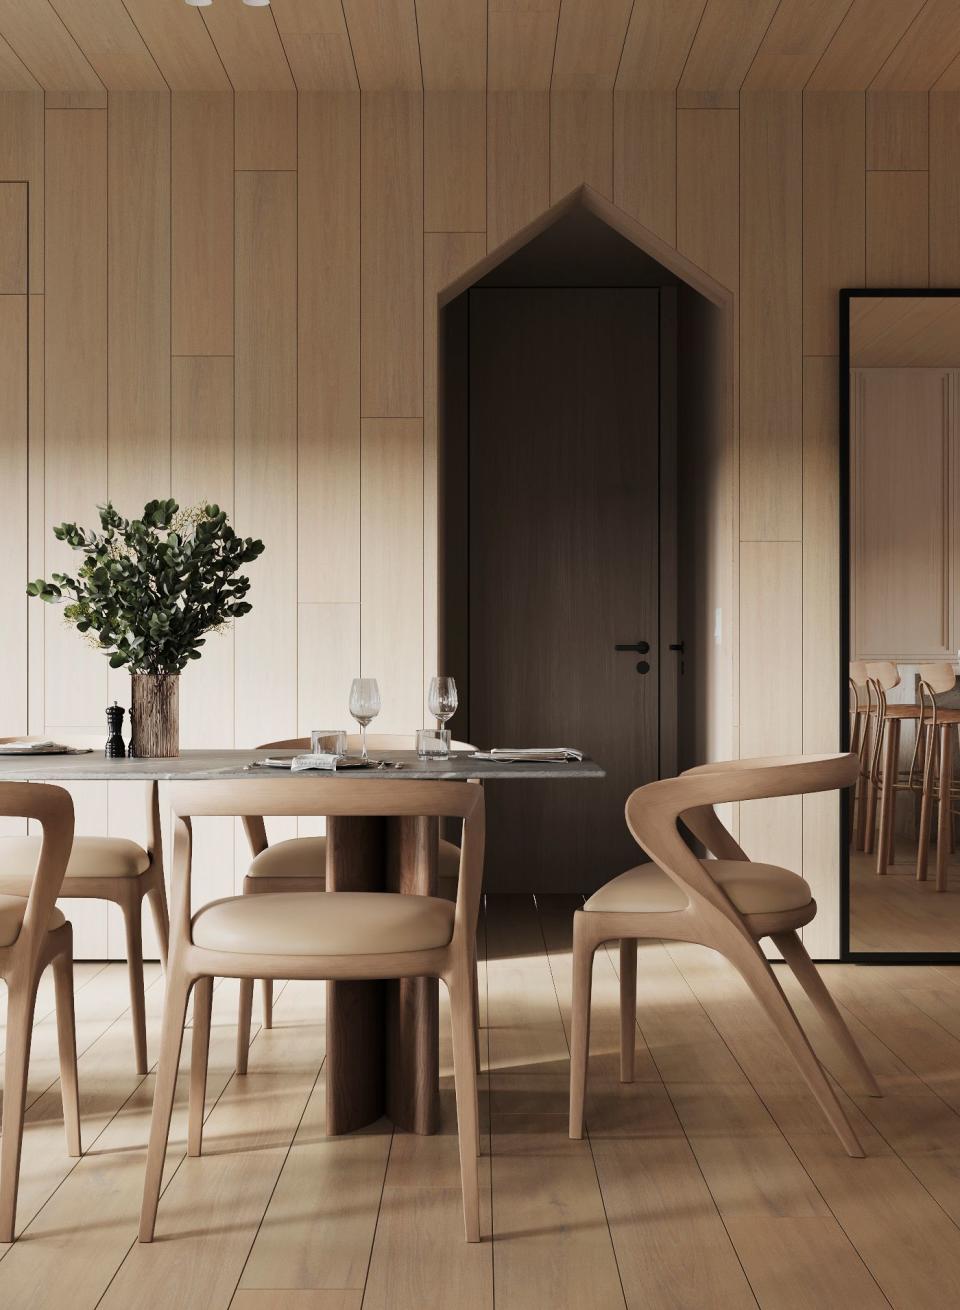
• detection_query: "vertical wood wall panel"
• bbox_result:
[930,93,960,284]
[739,541,804,872]
[0,92,43,292]
[235,90,297,170]
[676,109,739,293]
[803,92,865,355]
[171,91,234,356]
[486,90,549,250]
[866,172,929,285]
[27,294,43,735]
[550,91,613,201]
[360,92,423,417]
[44,108,108,733]
[740,92,802,541]
[298,93,361,603]
[613,90,676,244]
[235,171,298,747]
[360,419,424,732]
[802,357,841,958]
[0,187,27,743]
[107,91,171,512]
[866,91,928,170]
[424,90,486,232]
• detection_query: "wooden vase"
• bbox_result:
[130,673,180,758]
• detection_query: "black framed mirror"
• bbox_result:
[841,288,960,961]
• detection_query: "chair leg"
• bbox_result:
[771,931,880,1098]
[729,937,863,1158]
[139,971,193,1242]
[146,876,170,967]
[917,722,936,882]
[447,964,480,1243]
[188,976,213,1158]
[937,724,953,893]
[261,979,273,1029]
[123,894,148,1076]
[568,912,596,1140]
[236,977,254,1075]
[471,941,482,1074]
[53,936,82,1157]
[619,938,637,1084]
[876,720,896,876]
[0,983,38,1242]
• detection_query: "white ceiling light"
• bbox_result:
[185,0,271,6]
[184,0,212,7]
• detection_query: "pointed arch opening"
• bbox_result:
[432,188,735,894]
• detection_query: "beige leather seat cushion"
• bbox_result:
[585,859,813,917]
[0,894,66,947]
[0,836,150,887]
[248,834,461,894]
[192,890,456,956]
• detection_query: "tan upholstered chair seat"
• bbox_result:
[192,890,456,956]
[0,894,66,947]
[0,835,150,884]
[247,834,461,895]
[584,859,813,917]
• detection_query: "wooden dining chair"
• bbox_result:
[569,754,880,1157]
[915,662,960,890]
[864,661,922,874]
[139,776,485,1243]
[849,661,871,849]
[0,778,169,1075]
[0,782,81,1242]
[236,733,475,1066]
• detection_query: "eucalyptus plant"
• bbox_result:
[27,500,265,676]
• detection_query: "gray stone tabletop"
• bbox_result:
[0,748,605,783]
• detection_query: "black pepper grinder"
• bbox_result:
[105,701,126,759]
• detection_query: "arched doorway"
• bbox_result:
[435,188,735,894]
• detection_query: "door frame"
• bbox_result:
[431,185,738,792]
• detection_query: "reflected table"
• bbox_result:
[0,748,604,1134]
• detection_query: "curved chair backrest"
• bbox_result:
[866,661,899,691]
[0,782,74,960]
[849,661,869,687]
[257,734,475,752]
[169,777,485,951]
[918,662,956,696]
[625,754,858,930]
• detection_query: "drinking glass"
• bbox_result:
[428,676,458,734]
[311,729,347,756]
[349,678,381,760]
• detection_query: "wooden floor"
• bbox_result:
[6,896,960,1307]
[851,839,960,952]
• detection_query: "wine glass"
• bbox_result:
[349,678,381,760]
[428,676,458,734]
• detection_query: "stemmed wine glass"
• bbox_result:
[349,677,381,760]
[428,676,458,735]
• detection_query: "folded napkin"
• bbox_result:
[291,753,374,772]
[473,747,584,763]
[0,739,91,755]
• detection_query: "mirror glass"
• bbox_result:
[848,294,960,954]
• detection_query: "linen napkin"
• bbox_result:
[0,739,91,755]
[473,747,584,763]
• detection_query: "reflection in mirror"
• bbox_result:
[848,295,960,953]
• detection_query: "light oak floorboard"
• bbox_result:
[9,901,960,1305]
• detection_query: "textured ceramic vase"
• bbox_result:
[130,673,179,758]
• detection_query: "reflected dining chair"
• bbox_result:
[0,779,169,1074]
[139,776,485,1244]
[915,662,960,890]
[849,661,871,849]
[865,661,922,875]
[0,782,81,1242]
[236,734,475,1069]
[569,754,880,1157]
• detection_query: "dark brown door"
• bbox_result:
[468,288,661,893]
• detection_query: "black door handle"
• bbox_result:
[615,641,649,654]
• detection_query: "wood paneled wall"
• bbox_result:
[2,86,954,958]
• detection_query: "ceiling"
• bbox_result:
[1,0,960,96]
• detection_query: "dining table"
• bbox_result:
[0,746,605,1136]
